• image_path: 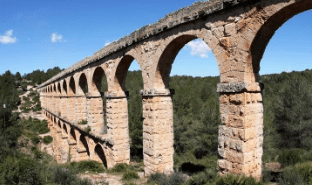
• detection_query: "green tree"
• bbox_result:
[275,78,312,149]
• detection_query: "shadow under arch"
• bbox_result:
[91,66,108,96]
[57,82,61,94]
[94,144,107,167]
[78,73,88,94]
[69,76,76,96]
[79,134,90,156]
[250,0,312,79]
[62,80,68,95]
[70,127,77,141]
[63,124,68,134]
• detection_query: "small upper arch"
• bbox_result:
[68,76,76,96]
[90,66,107,96]
[112,55,140,92]
[78,72,89,95]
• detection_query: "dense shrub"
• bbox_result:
[147,171,186,185]
[78,120,88,125]
[186,170,216,185]
[147,173,167,184]
[43,136,53,144]
[277,148,303,166]
[278,168,306,185]
[53,166,76,185]
[122,170,139,180]
[31,135,40,144]
[84,126,91,133]
[0,157,41,185]
[111,163,129,172]
[294,162,312,185]
[215,174,263,185]
[69,160,105,173]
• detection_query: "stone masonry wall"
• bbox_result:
[142,95,174,175]
[106,96,130,165]
[217,87,263,179]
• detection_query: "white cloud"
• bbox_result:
[186,39,211,58]
[104,41,111,46]
[0,30,17,44]
[51,32,63,42]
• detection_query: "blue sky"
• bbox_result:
[0,0,312,77]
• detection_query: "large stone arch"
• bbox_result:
[248,0,312,81]
[85,66,107,134]
[105,54,145,167]
[142,32,219,175]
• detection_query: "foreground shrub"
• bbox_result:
[278,162,312,185]
[69,160,105,173]
[53,166,75,185]
[78,120,88,125]
[0,156,41,185]
[111,163,129,172]
[147,173,167,184]
[43,135,53,144]
[216,174,263,185]
[122,170,139,180]
[186,170,216,185]
[31,135,40,144]
[278,168,306,185]
[277,148,303,166]
[295,162,312,185]
[147,171,186,185]
[52,166,93,185]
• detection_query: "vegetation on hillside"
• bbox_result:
[0,67,311,184]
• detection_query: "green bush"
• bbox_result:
[147,172,186,185]
[122,170,139,180]
[38,126,50,134]
[111,163,129,172]
[53,166,76,185]
[147,173,167,184]
[69,160,105,173]
[277,148,303,166]
[186,170,216,185]
[278,168,306,185]
[31,146,42,159]
[0,156,42,185]
[216,174,263,185]
[295,162,312,185]
[31,135,40,144]
[43,136,53,144]
[79,120,88,125]
[85,126,91,133]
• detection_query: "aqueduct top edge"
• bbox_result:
[38,0,254,88]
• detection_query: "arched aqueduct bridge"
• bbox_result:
[37,0,311,179]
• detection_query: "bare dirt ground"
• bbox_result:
[15,86,45,120]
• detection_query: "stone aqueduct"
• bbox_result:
[37,0,311,179]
